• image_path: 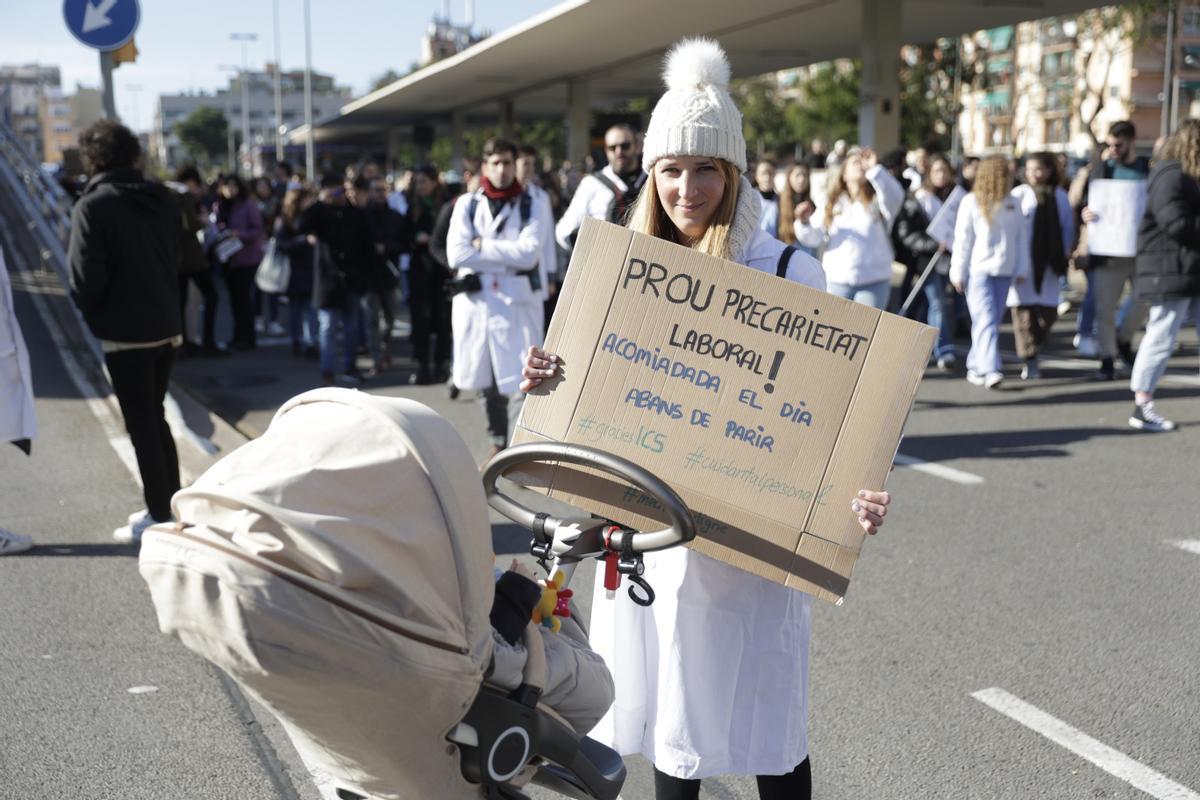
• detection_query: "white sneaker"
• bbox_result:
[1073,333,1099,358]
[1020,360,1040,380]
[966,370,986,386]
[113,512,169,544]
[1129,402,1176,433]
[984,371,1004,389]
[1057,299,1072,316]
[937,353,958,370]
[267,321,287,337]
[0,528,33,555]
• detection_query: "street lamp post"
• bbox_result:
[230,32,258,176]
[272,0,284,162]
[303,0,315,182]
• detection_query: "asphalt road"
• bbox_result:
[2,235,1198,800]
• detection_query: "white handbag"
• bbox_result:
[255,237,291,294]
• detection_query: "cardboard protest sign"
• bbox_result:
[512,218,935,603]
[925,185,966,249]
[1086,179,1147,258]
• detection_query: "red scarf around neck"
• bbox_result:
[481,176,523,202]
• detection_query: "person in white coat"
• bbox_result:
[0,245,36,554]
[950,157,1032,389]
[555,123,648,251]
[447,137,545,455]
[1008,153,1074,379]
[515,144,557,323]
[519,38,892,800]
[795,146,905,308]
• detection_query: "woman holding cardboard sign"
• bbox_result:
[521,38,891,800]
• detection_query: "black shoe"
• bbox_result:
[231,339,257,352]
[1117,340,1136,369]
[179,341,202,359]
[1093,357,1114,381]
[448,382,460,400]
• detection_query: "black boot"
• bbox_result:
[1117,340,1136,369]
[1094,356,1115,381]
[408,364,432,386]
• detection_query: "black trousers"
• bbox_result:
[653,759,811,800]
[179,270,219,347]
[408,260,451,369]
[105,344,180,522]
[223,266,257,347]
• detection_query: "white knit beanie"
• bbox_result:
[642,38,747,174]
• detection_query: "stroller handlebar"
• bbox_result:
[481,443,697,557]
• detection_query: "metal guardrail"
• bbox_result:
[0,119,104,365]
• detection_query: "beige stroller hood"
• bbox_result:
[139,389,497,799]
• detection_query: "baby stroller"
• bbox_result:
[138,388,695,800]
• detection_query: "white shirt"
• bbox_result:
[949,193,1031,286]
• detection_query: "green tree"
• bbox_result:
[789,60,861,149]
[371,69,403,92]
[175,106,228,165]
[733,75,792,158]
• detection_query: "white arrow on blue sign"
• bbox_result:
[63,0,140,51]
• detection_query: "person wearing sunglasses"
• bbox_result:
[555,123,649,253]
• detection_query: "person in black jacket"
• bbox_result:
[299,173,374,385]
[405,165,449,385]
[362,177,410,372]
[274,187,318,357]
[68,120,182,542]
[1128,119,1200,432]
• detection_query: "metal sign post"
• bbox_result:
[63,0,141,121]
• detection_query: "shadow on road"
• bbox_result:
[18,542,139,558]
[902,425,1140,461]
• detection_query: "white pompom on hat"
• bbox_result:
[641,37,747,174]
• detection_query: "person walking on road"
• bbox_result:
[0,244,36,555]
[68,120,182,542]
[795,144,905,309]
[520,38,892,800]
[300,173,373,386]
[170,166,227,358]
[1079,121,1151,381]
[407,166,451,385]
[554,123,647,251]
[447,138,545,456]
[1128,118,1200,432]
[950,156,1030,390]
[1009,152,1074,380]
[515,144,558,328]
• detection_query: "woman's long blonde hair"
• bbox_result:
[1165,118,1200,178]
[971,156,1011,224]
[823,153,876,229]
[777,163,811,245]
[625,158,741,260]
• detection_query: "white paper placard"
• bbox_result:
[1086,179,1147,258]
[925,185,966,249]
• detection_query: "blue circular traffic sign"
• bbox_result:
[63,0,140,51]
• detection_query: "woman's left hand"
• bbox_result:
[852,490,890,535]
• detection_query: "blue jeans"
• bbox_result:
[826,279,891,310]
[1077,274,1096,336]
[1130,296,1200,395]
[287,294,317,348]
[965,274,1012,376]
[317,292,362,375]
[922,272,955,359]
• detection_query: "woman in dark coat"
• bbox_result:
[213,174,265,350]
[1128,118,1200,432]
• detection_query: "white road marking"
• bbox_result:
[127,686,159,695]
[973,688,1200,800]
[1167,539,1200,556]
[1006,351,1200,388]
[894,453,985,485]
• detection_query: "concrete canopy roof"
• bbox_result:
[297,0,1104,144]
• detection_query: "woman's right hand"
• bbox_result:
[794,200,815,224]
[520,345,559,393]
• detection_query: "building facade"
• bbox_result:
[957,3,1200,158]
[152,64,350,172]
[0,64,62,160]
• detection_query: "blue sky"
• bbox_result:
[1,0,559,131]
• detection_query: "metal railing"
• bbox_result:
[0,119,103,365]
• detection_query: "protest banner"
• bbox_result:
[1086,179,1147,258]
[925,185,966,248]
[511,218,935,603]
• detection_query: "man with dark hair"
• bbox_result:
[555,123,646,251]
[68,120,183,542]
[300,172,374,385]
[1079,119,1151,380]
[448,138,544,455]
[515,144,556,324]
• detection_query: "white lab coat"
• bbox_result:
[1006,184,1073,309]
[554,166,645,251]
[0,247,36,448]
[525,182,556,301]
[447,189,545,394]
[588,228,827,780]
